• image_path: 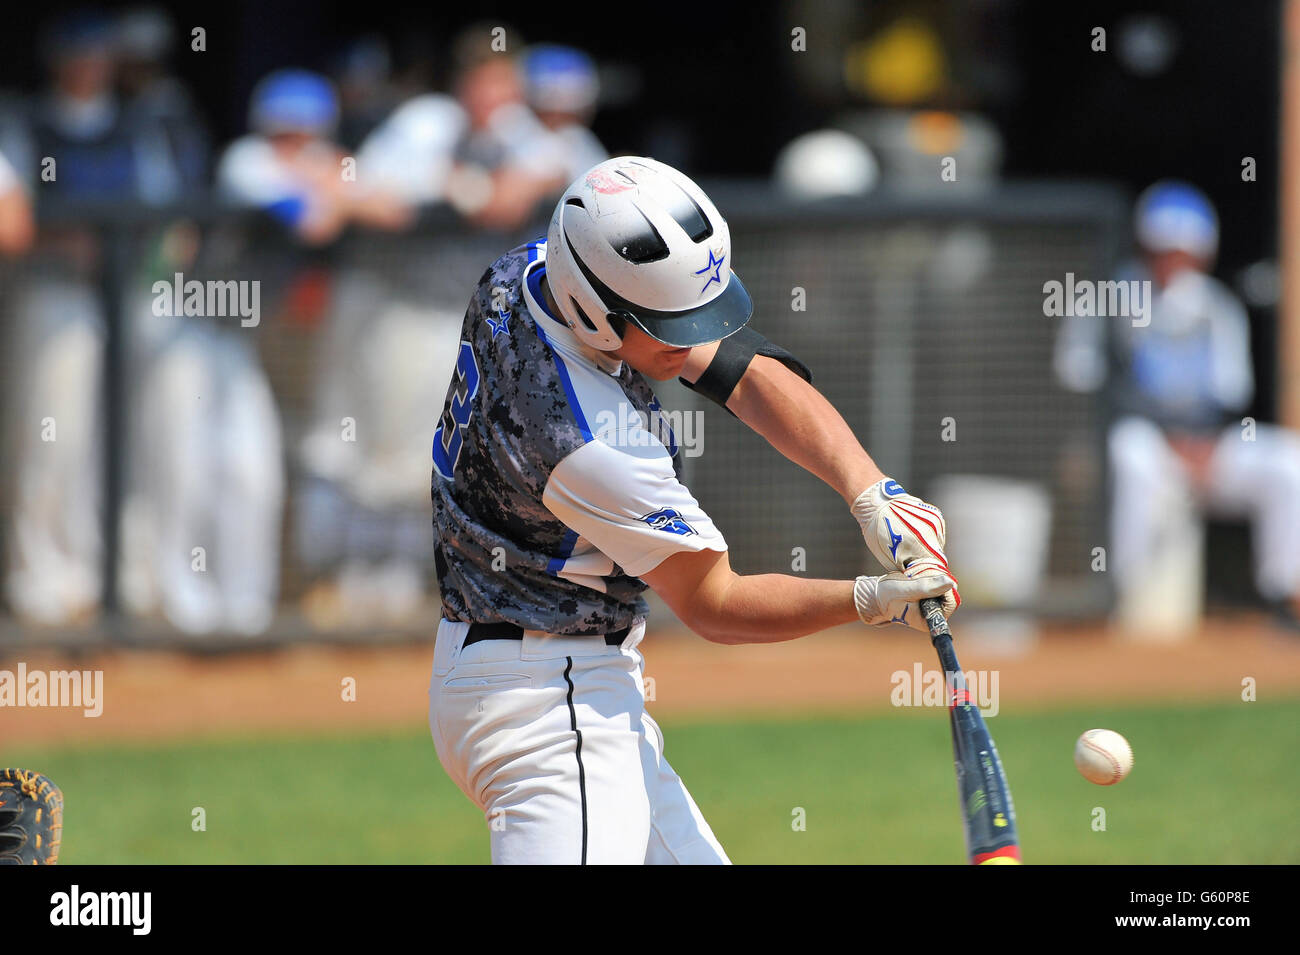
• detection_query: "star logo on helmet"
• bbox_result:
[694,249,726,294]
[486,310,511,339]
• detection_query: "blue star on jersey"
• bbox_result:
[694,249,726,294]
[486,310,511,339]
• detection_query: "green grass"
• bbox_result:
[7,700,1299,864]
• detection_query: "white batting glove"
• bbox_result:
[851,478,949,574]
[854,559,959,634]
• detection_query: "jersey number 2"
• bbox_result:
[433,341,480,480]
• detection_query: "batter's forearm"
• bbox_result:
[727,356,884,504]
[690,573,859,645]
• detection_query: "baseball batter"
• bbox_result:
[429,156,959,864]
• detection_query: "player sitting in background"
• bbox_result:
[428,156,958,864]
[1055,180,1300,632]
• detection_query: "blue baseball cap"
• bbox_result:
[250,69,339,135]
[1135,180,1218,259]
[522,44,598,113]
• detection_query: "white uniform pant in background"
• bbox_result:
[1109,416,1300,602]
[428,619,729,865]
[5,293,103,624]
[128,329,284,635]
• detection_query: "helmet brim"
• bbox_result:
[620,271,754,348]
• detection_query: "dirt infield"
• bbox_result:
[4,615,1299,747]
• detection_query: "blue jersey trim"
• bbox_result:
[526,259,560,322]
[526,239,587,578]
[534,320,594,441]
[547,527,579,575]
[528,263,594,443]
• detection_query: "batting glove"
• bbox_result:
[854,559,959,634]
[851,477,950,574]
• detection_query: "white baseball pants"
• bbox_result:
[428,618,730,865]
[1109,415,1300,601]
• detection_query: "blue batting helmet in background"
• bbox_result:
[249,69,339,135]
[1134,180,1219,259]
[522,44,599,113]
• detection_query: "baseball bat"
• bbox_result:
[919,596,1022,865]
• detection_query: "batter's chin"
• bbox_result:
[654,348,691,379]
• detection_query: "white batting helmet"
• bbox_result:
[544,156,753,351]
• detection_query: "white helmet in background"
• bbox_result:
[774,129,879,199]
[544,156,753,351]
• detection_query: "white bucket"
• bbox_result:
[926,475,1053,655]
[927,475,1053,608]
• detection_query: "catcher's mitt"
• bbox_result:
[0,768,63,864]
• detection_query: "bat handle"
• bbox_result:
[904,557,952,645]
[920,595,967,706]
[919,596,951,645]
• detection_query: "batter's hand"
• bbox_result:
[853,560,959,634]
[851,478,949,574]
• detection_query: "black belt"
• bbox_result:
[462,621,632,648]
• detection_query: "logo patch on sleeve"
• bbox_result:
[639,507,696,536]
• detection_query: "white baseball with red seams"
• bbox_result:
[1074,728,1134,785]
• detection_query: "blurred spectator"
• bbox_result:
[0,13,128,628]
[218,69,412,244]
[0,149,34,254]
[159,67,433,634]
[1056,181,1300,632]
[230,69,456,628]
[0,10,203,203]
[0,147,100,627]
[295,282,454,630]
[520,44,607,181]
[85,214,283,637]
[356,26,573,228]
[127,313,286,635]
[114,6,211,191]
[443,24,569,229]
[355,86,465,205]
[305,54,468,624]
[332,36,402,151]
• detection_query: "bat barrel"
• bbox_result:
[919,595,1022,865]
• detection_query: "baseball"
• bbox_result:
[1074,729,1134,785]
